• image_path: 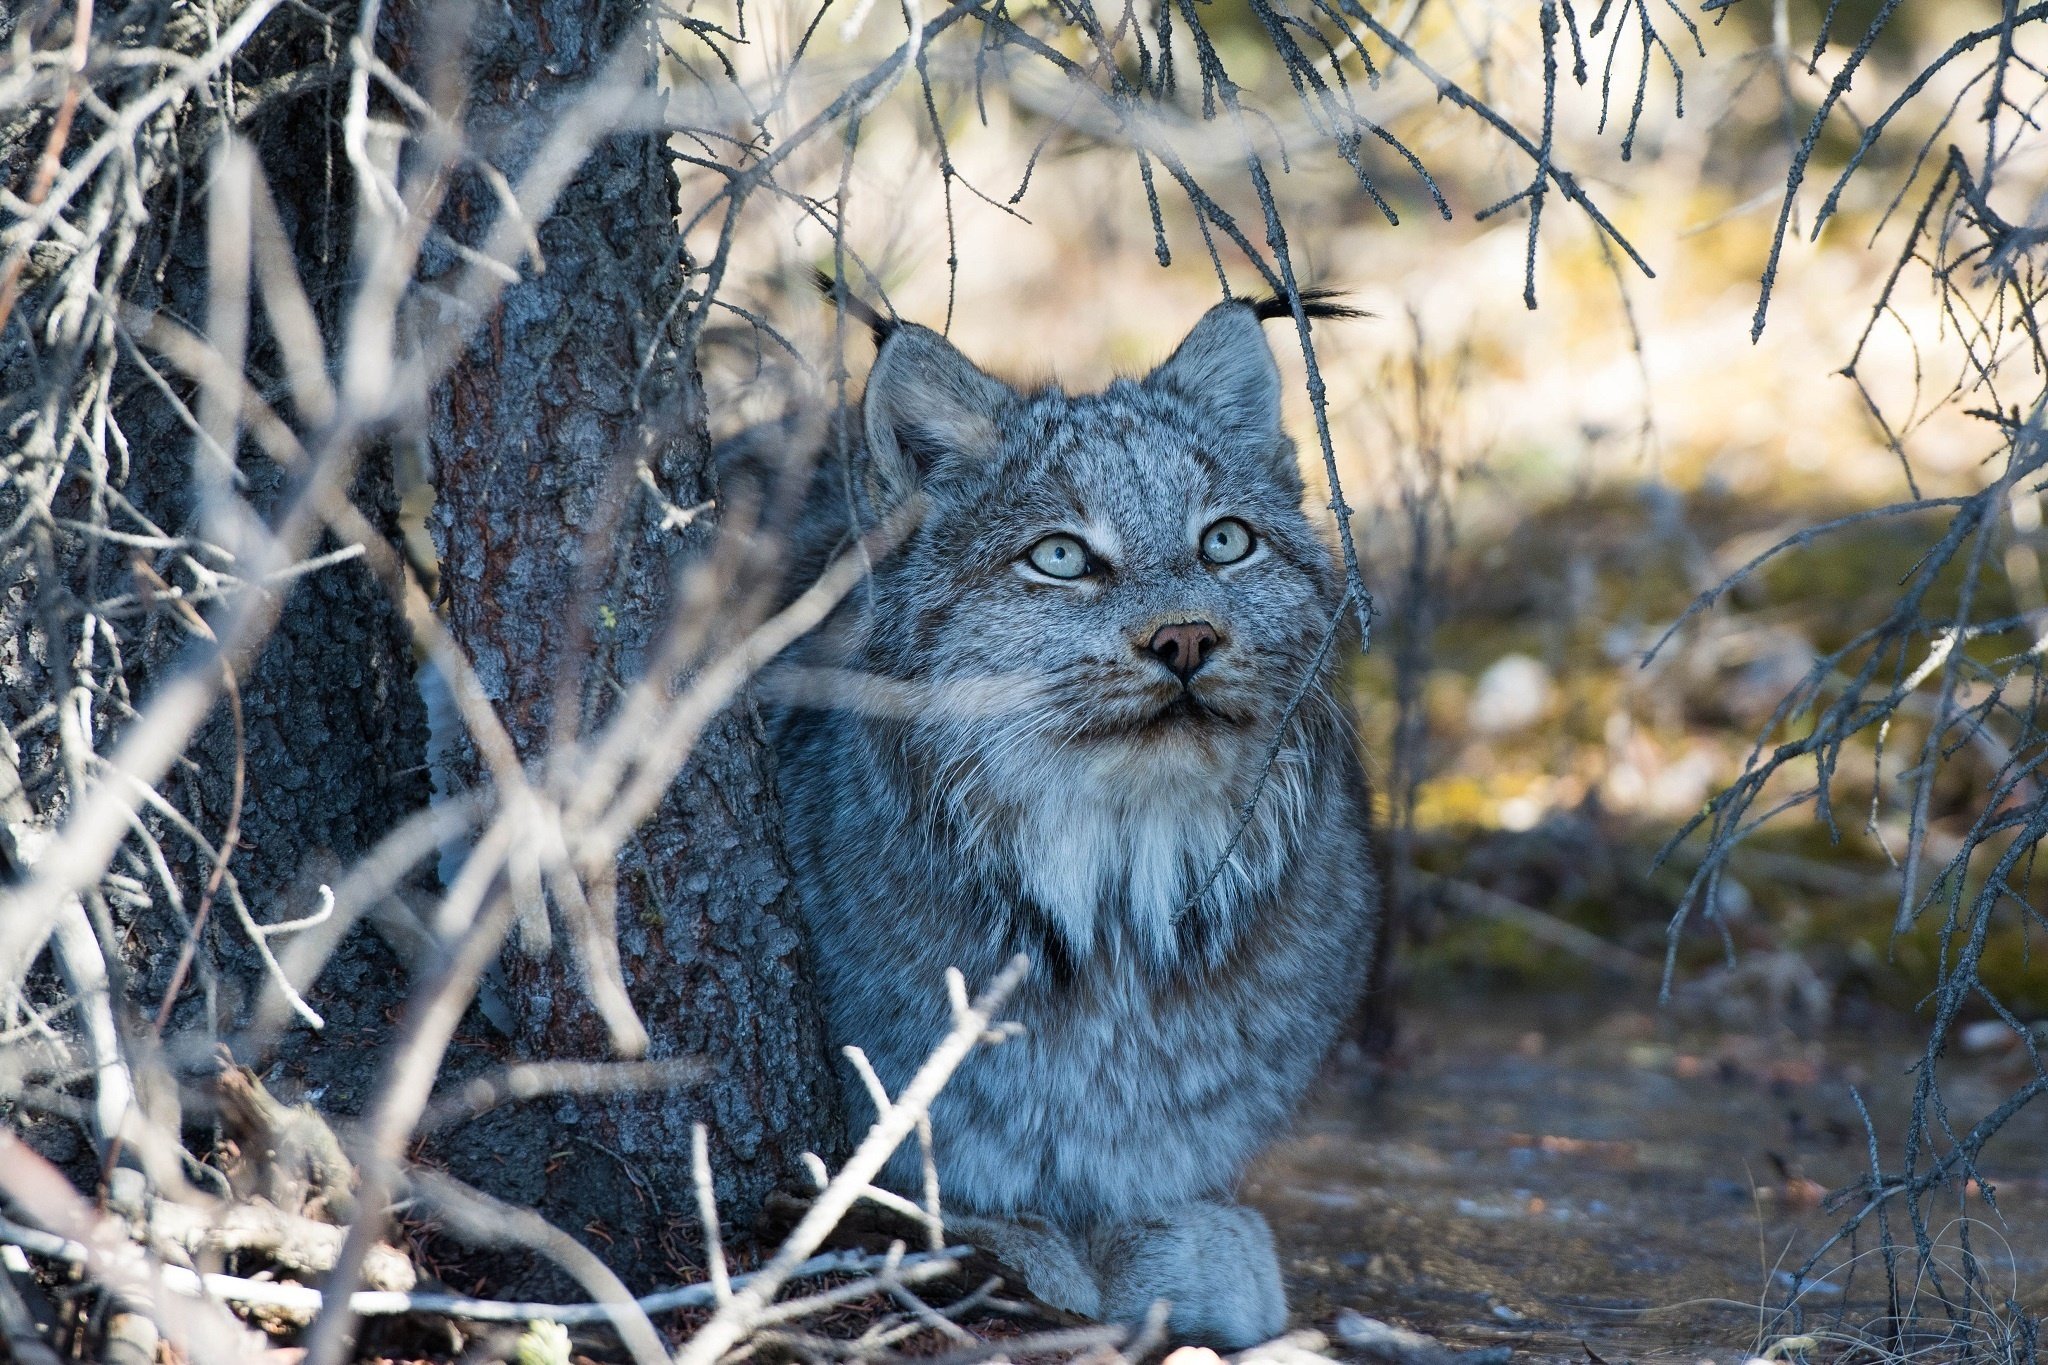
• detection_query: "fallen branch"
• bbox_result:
[0,1215,966,1325]
[147,1199,415,1293]
[1414,870,1659,983]
[1334,1312,1512,1365]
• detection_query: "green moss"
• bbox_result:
[1360,477,2048,1023]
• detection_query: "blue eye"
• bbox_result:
[1027,535,1091,579]
[1201,518,1254,565]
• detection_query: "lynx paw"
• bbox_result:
[947,1212,1103,1318]
[1087,1200,1286,1349]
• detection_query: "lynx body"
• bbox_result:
[758,301,1378,1347]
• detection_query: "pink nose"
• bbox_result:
[1145,621,1221,680]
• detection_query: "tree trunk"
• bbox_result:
[416,0,845,1285]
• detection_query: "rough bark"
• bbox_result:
[126,13,431,1108]
[416,0,844,1285]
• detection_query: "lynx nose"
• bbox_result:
[1144,621,1221,681]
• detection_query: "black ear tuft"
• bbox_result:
[811,269,900,349]
[1244,289,1372,324]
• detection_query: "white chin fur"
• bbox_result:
[985,732,1311,965]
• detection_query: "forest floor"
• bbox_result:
[1252,992,2048,1365]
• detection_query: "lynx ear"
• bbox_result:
[1145,302,1284,448]
[862,325,1011,503]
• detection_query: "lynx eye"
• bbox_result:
[1026,534,1093,580]
[1200,518,1255,565]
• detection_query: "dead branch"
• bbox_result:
[0,1211,967,1325]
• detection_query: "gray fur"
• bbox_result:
[747,300,1379,1348]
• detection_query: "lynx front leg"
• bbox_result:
[946,1212,1103,1318]
[1086,1200,1286,1349]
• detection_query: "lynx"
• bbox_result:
[744,297,1379,1347]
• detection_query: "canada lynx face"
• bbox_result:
[751,299,1379,1348]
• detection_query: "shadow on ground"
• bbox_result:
[1252,995,2048,1364]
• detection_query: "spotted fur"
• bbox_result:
[745,300,1379,1347]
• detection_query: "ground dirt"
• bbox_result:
[1249,993,2048,1365]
